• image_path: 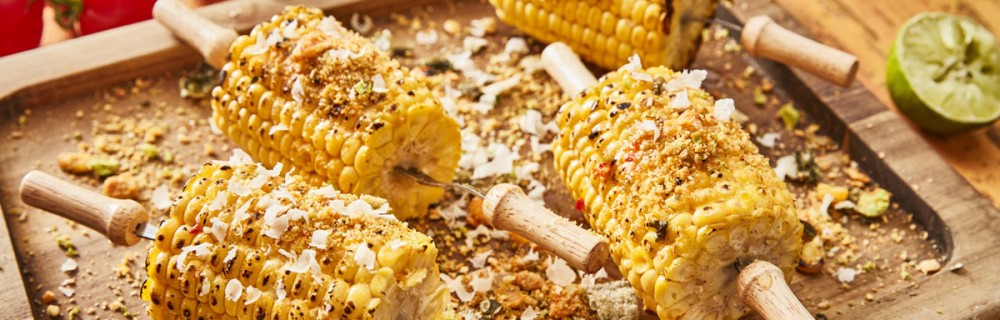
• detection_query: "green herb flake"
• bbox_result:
[424,58,454,76]
[855,187,891,218]
[137,143,159,159]
[778,102,800,130]
[353,80,372,96]
[87,158,120,178]
[753,86,767,105]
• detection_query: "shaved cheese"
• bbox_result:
[519,55,543,73]
[281,19,299,39]
[61,258,78,273]
[469,17,494,37]
[440,274,474,302]
[264,29,281,48]
[308,186,339,198]
[209,218,229,242]
[151,185,172,210]
[471,250,492,269]
[177,243,213,271]
[774,155,798,180]
[482,74,521,96]
[354,242,377,270]
[263,211,290,238]
[580,267,608,287]
[223,247,238,265]
[472,143,520,179]
[416,29,439,45]
[272,188,295,203]
[439,197,468,225]
[529,136,552,154]
[670,90,691,109]
[286,249,320,274]
[259,162,283,177]
[58,286,75,298]
[229,149,253,165]
[521,306,538,320]
[277,249,295,261]
[635,120,660,140]
[519,109,545,136]
[225,279,243,301]
[243,32,268,55]
[372,29,392,52]
[465,224,493,247]
[310,230,331,249]
[228,179,251,197]
[515,162,539,180]
[819,194,835,219]
[756,132,780,148]
[545,257,577,286]
[200,278,211,296]
[836,268,857,283]
[244,286,262,305]
[388,239,407,250]
[526,180,546,206]
[234,201,253,222]
[471,93,496,113]
[834,200,857,210]
[248,173,270,190]
[714,98,735,121]
[276,278,287,300]
[207,190,229,212]
[621,54,642,72]
[504,37,528,56]
[523,249,539,262]
[631,71,653,82]
[665,69,708,92]
[469,270,493,293]
[318,16,341,37]
[463,36,488,53]
[372,74,388,93]
[287,208,308,223]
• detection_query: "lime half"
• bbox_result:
[887,12,1000,133]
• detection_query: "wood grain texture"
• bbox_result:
[770,0,1000,208]
[738,261,813,320]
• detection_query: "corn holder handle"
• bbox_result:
[482,184,609,273]
[153,0,238,68]
[19,170,148,246]
[741,15,858,87]
[541,42,813,320]
[738,260,815,320]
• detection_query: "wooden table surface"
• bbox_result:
[771,0,1000,208]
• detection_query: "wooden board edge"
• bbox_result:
[0,205,33,318]
[729,0,1000,318]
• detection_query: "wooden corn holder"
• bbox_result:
[153,0,238,68]
[19,170,149,246]
[741,15,859,87]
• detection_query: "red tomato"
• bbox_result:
[78,0,156,35]
[0,0,45,57]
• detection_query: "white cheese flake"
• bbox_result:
[223,247,238,265]
[416,29,439,45]
[665,69,708,92]
[276,278,287,301]
[291,77,305,104]
[260,162,283,177]
[621,54,642,72]
[756,132,780,148]
[482,74,522,96]
[670,90,691,109]
[371,74,388,93]
[713,98,736,121]
[545,257,577,286]
[580,268,609,287]
[463,36,488,52]
[836,268,857,283]
[318,16,341,37]
[61,258,78,273]
[635,120,660,140]
[58,286,75,298]
[471,250,492,269]
[207,190,229,212]
[469,270,493,293]
[520,306,539,320]
[281,20,299,39]
[225,279,243,301]
[151,185,172,210]
[471,143,520,179]
[310,229,331,249]
[523,249,539,261]
[244,286,262,305]
[834,200,857,210]
[774,155,798,180]
[440,274,474,302]
[819,194,835,219]
[354,242,377,270]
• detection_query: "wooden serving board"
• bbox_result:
[0,0,997,319]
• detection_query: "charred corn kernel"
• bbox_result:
[489,0,718,70]
[212,6,461,219]
[552,67,803,319]
[141,153,453,319]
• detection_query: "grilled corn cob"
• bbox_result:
[488,0,718,70]
[140,152,453,319]
[552,66,802,319]
[211,6,461,219]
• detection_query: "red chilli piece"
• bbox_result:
[189,223,203,235]
[575,199,585,211]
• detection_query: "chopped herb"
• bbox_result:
[652,77,666,95]
[753,86,767,105]
[87,158,120,178]
[793,150,821,183]
[161,149,175,164]
[457,81,483,100]
[778,102,800,130]
[424,58,453,75]
[353,80,372,96]
[179,63,218,99]
[855,187,891,218]
[645,220,669,241]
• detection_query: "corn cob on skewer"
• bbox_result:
[552,66,802,319]
[140,152,453,319]
[489,0,719,70]
[211,6,461,220]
